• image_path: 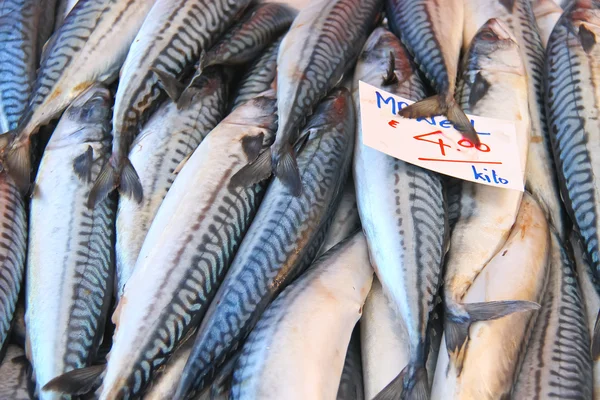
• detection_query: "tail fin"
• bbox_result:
[151,67,185,103]
[398,95,480,145]
[42,364,106,396]
[592,309,600,360]
[272,142,302,197]
[5,138,31,194]
[373,364,428,400]
[230,147,273,188]
[445,300,540,373]
[120,158,143,203]
[87,158,143,208]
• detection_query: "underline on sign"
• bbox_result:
[418,158,503,164]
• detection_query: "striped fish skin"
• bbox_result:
[115,69,227,299]
[54,0,79,31]
[532,0,563,47]
[546,0,600,281]
[202,3,296,70]
[231,37,281,110]
[230,232,374,400]
[337,326,364,400]
[432,194,550,400]
[463,0,567,239]
[176,87,355,399]
[99,96,278,400]
[0,345,30,400]
[352,27,446,398]
[317,179,359,257]
[271,0,381,193]
[0,171,26,351]
[513,230,593,399]
[26,84,114,399]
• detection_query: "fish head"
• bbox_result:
[569,1,600,46]
[223,93,278,137]
[468,19,524,76]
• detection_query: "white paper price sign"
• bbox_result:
[358,81,524,191]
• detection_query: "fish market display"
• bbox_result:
[432,193,549,399]
[463,0,567,239]
[336,327,364,400]
[546,0,600,280]
[115,69,227,298]
[0,345,30,400]
[99,95,278,399]
[176,87,355,398]
[230,232,373,400]
[26,84,114,398]
[532,0,563,47]
[317,180,360,257]
[89,0,252,205]
[353,27,446,399]
[513,230,592,399]
[385,0,478,143]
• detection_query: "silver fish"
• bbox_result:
[115,69,227,299]
[230,232,373,400]
[463,0,567,239]
[98,94,278,399]
[337,327,364,400]
[353,27,446,399]
[385,0,479,144]
[89,0,252,206]
[26,84,114,399]
[0,345,30,400]
[176,87,355,399]
[0,172,26,352]
[4,0,155,193]
[532,0,564,47]
[513,230,593,399]
[443,19,533,373]
[54,0,78,31]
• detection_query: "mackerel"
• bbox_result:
[532,0,563,47]
[337,327,364,400]
[4,0,155,193]
[115,69,227,298]
[230,232,373,400]
[353,27,447,399]
[385,0,479,143]
[176,87,355,399]
[317,180,359,257]
[54,0,78,30]
[0,345,30,400]
[89,0,252,206]
[242,0,381,195]
[99,95,278,399]
[463,0,567,239]
[0,172,26,352]
[26,84,114,399]
[200,3,296,72]
[513,230,592,399]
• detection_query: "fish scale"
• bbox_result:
[176,87,355,399]
[545,0,600,277]
[0,171,26,351]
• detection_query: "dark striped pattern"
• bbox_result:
[231,37,280,110]
[513,232,593,399]
[0,172,26,350]
[179,88,355,396]
[545,0,600,277]
[0,345,30,400]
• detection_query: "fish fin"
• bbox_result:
[579,24,597,54]
[592,309,600,360]
[73,146,93,183]
[242,133,265,163]
[274,143,302,197]
[382,51,398,86]
[499,0,515,12]
[174,152,192,175]
[292,129,311,155]
[151,67,185,102]
[398,95,445,119]
[119,158,143,203]
[42,364,106,395]
[229,148,272,188]
[6,139,31,195]
[10,355,28,365]
[198,50,208,74]
[468,72,491,108]
[87,161,118,208]
[446,99,480,146]
[463,300,540,320]
[373,365,428,400]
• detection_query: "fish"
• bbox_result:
[199,3,296,72]
[3,0,155,193]
[115,68,228,299]
[572,231,600,399]
[317,179,360,257]
[242,0,381,195]
[352,27,447,399]
[0,345,30,400]
[263,0,311,11]
[463,0,567,239]
[97,94,278,399]
[532,0,564,47]
[54,0,78,30]
[0,0,56,133]
[88,0,252,207]
[25,84,114,399]
[442,18,534,373]
[545,0,600,286]
[431,193,549,400]
[0,171,26,352]
[385,0,479,144]
[512,230,593,399]
[176,87,356,399]
[230,37,281,111]
[336,326,363,400]
[230,232,374,400]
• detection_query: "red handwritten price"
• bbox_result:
[410,130,497,164]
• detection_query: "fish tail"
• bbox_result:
[151,66,185,103]
[373,363,428,400]
[42,364,106,396]
[446,98,480,146]
[119,157,143,203]
[592,308,600,360]
[445,299,540,373]
[229,147,273,188]
[88,160,118,208]
[273,142,302,197]
[88,157,143,208]
[5,136,32,195]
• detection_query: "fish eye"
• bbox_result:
[480,30,498,41]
